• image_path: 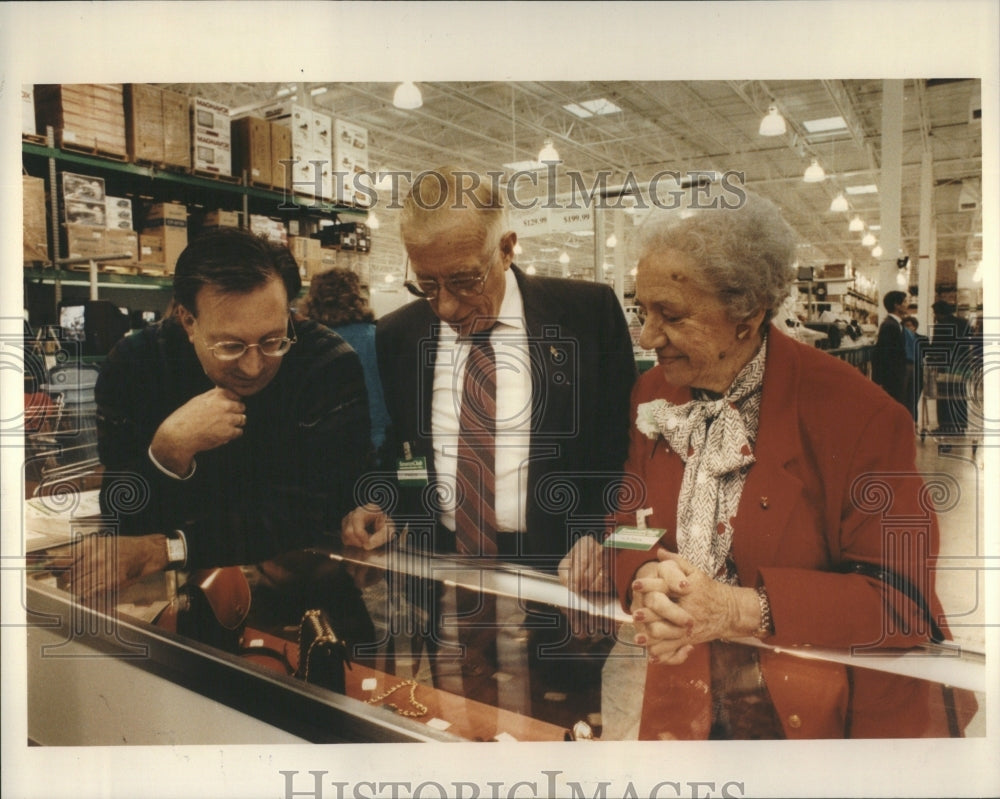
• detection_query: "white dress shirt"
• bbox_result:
[431,268,532,533]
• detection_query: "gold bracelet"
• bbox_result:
[755,585,774,639]
[365,679,429,718]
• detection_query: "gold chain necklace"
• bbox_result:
[365,679,429,718]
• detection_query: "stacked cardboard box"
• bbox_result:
[288,235,324,279]
[22,85,36,136]
[34,84,127,155]
[272,104,332,200]
[104,196,134,230]
[23,176,49,263]
[140,202,187,272]
[62,172,107,227]
[124,84,191,169]
[249,214,287,245]
[65,224,107,260]
[333,119,369,205]
[201,209,240,230]
[191,97,232,176]
[231,116,272,185]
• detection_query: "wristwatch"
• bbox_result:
[165,529,187,570]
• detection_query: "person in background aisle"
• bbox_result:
[902,315,928,431]
[341,166,636,715]
[871,290,909,407]
[300,267,391,454]
[927,300,975,437]
[612,187,975,739]
[63,228,372,602]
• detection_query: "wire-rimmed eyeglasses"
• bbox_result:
[404,253,496,300]
[203,315,298,361]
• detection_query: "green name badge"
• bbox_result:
[396,456,429,487]
[604,525,666,551]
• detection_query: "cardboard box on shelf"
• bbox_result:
[231,116,272,185]
[62,172,105,202]
[23,175,49,263]
[270,121,292,190]
[104,229,139,263]
[65,199,106,227]
[22,85,36,136]
[142,202,187,272]
[192,132,232,175]
[64,223,107,259]
[124,83,165,163]
[104,196,133,230]
[202,209,240,229]
[161,88,191,169]
[35,83,127,155]
[191,96,231,142]
[249,214,287,245]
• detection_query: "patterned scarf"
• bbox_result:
[645,339,768,583]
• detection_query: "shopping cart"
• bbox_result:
[920,364,980,456]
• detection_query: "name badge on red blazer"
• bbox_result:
[605,525,665,551]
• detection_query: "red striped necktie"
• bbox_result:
[454,331,498,556]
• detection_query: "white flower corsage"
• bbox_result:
[636,399,669,440]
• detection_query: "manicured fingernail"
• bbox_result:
[634,634,647,645]
[632,580,643,592]
[679,579,689,589]
[633,610,645,622]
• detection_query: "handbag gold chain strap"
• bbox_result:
[365,679,429,718]
[297,609,340,683]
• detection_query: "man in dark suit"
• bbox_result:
[872,290,909,407]
[341,166,636,718]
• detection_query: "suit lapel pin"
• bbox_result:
[760,497,769,509]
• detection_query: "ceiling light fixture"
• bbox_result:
[871,245,883,258]
[849,215,865,232]
[759,105,787,136]
[513,243,523,255]
[861,232,876,247]
[538,139,561,163]
[606,234,617,248]
[526,265,537,275]
[558,251,570,264]
[803,159,826,183]
[393,81,423,110]
[310,86,328,97]
[366,211,380,230]
[829,193,849,212]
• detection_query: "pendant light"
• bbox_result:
[829,193,849,212]
[803,159,826,183]
[871,245,883,258]
[393,81,423,110]
[759,105,787,136]
[513,243,523,255]
[558,250,570,264]
[605,233,617,248]
[538,139,561,163]
[366,211,380,230]
[861,232,876,247]
[848,215,865,232]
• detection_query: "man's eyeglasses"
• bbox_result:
[404,253,496,300]
[204,316,298,361]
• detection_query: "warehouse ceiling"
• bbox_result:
[159,79,982,286]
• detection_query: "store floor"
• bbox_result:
[600,427,988,741]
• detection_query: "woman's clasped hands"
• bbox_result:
[630,549,761,665]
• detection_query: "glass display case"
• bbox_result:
[24,522,985,745]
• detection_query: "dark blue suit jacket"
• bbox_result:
[371,265,636,570]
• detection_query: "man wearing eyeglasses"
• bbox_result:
[342,167,636,712]
[66,228,371,599]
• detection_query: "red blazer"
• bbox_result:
[613,326,974,738]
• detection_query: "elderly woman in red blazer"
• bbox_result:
[612,188,975,739]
